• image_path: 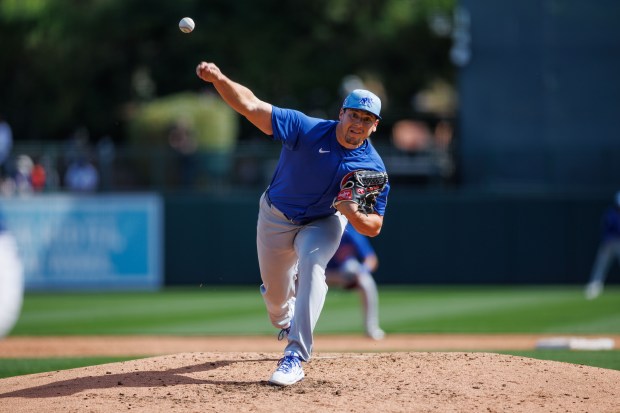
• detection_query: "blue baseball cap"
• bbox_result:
[342,89,382,120]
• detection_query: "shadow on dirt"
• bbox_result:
[0,358,279,398]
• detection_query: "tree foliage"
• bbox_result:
[0,0,455,143]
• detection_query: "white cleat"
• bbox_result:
[584,281,603,300]
[268,351,304,386]
[366,328,386,340]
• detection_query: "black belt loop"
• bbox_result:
[265,191,273,208]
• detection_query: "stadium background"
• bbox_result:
[1,0,620,290]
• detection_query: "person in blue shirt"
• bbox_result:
[197,62,390,386]
[584,191,620,299]
[326,224,385,340]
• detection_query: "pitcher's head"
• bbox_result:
[342,89,382,120]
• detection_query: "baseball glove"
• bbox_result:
[332,170,389,215]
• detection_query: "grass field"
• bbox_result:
[2,285,619,378]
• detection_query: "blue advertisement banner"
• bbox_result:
[0,194,163,290]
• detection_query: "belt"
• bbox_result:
[264,191,312,226]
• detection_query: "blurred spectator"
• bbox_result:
[40,155,60,191]
[0,113,13,178]
[325,224,385,340]
[412,79,457,117]
[584,191,620,299]
[30,157,47,192]
[64,127,91,161]
[168,120,198,189]
[433,119,454,152]
[389,119,455,185]
[14,155,34,195]
[0,214,24,338]
[392,119,453,153]
[61,127,100,192]
[64,157,99,192]
[392,120,433,152]
[96,135,116,191]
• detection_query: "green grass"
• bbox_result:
[2,285,619,378]
[496,350,620,371]
[12,285,620,335]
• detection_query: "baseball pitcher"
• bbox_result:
[196,61,389,386]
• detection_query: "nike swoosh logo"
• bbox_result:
[319,148,330,153]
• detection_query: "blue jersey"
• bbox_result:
[267,106,389,224]
[601,207,620,242]
[327,225,375,269]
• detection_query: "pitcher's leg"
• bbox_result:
[285,214,347,361]
[356,271,384,340]
[589,244,613,285]
[257,194,299,329]
[585,243,612,299]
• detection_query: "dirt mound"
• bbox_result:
[1,351,618,413]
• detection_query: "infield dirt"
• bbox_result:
[0,335,619,412]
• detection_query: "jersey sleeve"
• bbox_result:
[373,180,389,216]
[271,106,324,151]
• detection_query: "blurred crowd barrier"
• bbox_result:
[1,194,163,290]
[1,139,456,194]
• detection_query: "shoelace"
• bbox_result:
[278,327,290,341]
[276,355,300,373]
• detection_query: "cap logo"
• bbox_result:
[358,97,374,108]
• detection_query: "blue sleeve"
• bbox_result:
[374,181,390,216]
[271,106,324,151]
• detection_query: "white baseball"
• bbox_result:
[179,17,195,33]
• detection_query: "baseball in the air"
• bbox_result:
[179,17,195,33]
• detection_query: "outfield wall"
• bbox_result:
[1,194,163,291]
[165,190,619,286]
[4,191,615,290]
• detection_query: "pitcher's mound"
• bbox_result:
[1,352,618,413]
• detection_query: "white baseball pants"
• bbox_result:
[257,192,347,361]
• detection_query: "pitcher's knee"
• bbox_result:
[260,285,295,329]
